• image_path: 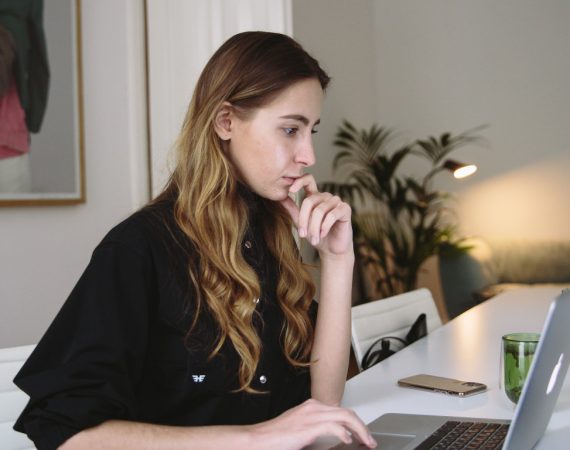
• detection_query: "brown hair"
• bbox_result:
[160,32,329,392]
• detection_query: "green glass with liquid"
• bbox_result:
[501,333,540,404]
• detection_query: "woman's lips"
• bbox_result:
[282,176,299,185]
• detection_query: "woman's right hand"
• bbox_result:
[249,398,377,450]
[58,399,376,450]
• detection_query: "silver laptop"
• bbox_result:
[335,289,570,450]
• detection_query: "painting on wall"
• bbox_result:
[0,0,85,206]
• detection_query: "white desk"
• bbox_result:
[314,286,570,449]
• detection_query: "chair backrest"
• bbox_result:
[0,344,36,450]
[351,288,442,371]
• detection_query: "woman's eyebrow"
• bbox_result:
[279,114,320,126]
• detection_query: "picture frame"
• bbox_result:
[0,0,85,206]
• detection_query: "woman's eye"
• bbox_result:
[311,128,319,135]
[283,127,298,136]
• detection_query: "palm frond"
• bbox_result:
[320,120,486,298]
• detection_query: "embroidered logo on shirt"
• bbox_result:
[192,374,206,383]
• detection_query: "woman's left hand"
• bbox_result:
[279,174,353,258]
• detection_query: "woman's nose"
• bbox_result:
[295,136,316,167]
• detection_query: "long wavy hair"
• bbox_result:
[157,31,330,392]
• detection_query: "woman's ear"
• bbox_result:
[214,102,233,141]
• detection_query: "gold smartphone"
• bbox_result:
[397,374,487,397]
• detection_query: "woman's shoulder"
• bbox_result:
[98,197,185,258]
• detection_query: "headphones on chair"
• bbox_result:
[361,336,407,370]
[360,313,428,370]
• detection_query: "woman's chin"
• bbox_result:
[275,189,295,202]
[252,186,291,202]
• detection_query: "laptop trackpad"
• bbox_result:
[332,434,415,450]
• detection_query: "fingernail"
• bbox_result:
[311,236,318,246]
[298,228,306,237]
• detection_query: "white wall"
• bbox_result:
[0,0,149,348]
[292,0,379,297]
[147,0,293,196]
[371,0,570,241]
[293,0,570,241]
[30,0,77,194]
[292,0,378,183]
[292,0,570,312]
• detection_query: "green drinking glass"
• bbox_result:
[501,333,540,404]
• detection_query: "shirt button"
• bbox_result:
[244,240,252,249]
[259,375,267,384]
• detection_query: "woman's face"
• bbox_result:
[220,78,324,201]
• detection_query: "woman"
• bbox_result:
[14,31,377,450]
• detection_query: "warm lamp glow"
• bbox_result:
[453,164,477,178]
[443,159,478,179]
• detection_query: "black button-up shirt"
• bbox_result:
[14,192,315,450]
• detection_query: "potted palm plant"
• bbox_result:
[320,120,485,301]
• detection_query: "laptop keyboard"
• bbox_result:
[414,420,509,449]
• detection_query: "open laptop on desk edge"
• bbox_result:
[333,289,570,450]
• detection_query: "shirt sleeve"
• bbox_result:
[13,239,156,450]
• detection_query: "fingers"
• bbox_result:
[299,193,350,246]
[320,422,354,446]
[255,399,376,450]
[279,194,300,227]
[298,192,333,244]
[320,409,376,447]
[300,400,377,448]
[289,174,318,196]
[279,174,352,250]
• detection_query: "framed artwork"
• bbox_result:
[0,0,85,206]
